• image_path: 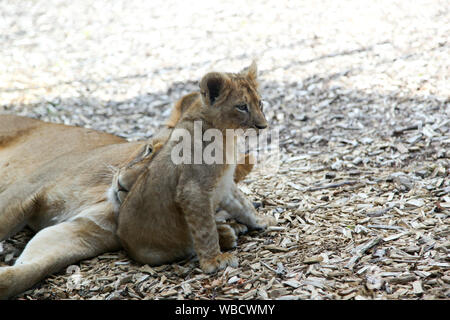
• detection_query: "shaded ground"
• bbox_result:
[0,0,449,299]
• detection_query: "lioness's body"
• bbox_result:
[0,115,144,235]
[1,115,121,188]
[0,116,159,298]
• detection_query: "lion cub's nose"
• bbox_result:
[255,124,267,130]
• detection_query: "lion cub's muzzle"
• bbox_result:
[251,112,268,132]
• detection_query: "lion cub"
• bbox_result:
[109,141,248,252]
[116,62,273,273]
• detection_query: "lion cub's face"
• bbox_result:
[200,62,268,132]
[108,142,162,213]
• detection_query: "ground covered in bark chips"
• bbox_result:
[1,0,449,300]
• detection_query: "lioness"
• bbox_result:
[0,63,270,299]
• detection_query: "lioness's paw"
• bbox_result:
[200,252,238,273]
[0,267,16,300]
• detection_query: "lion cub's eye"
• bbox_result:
[236,104,248,113]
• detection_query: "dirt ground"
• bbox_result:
[0,0,449,300]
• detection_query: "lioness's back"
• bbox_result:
[0,115,41,147]
[0,114,124,149]
[0,114,125,187]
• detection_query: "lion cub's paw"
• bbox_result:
[252,215,277,231]
[200,252,238,274]
[228,221,248,235]
[217,224,237,250]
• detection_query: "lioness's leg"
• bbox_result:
[220,184,275,230]
[0,186,43,241]
[0,217,119,299]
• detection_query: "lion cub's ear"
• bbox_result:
[199,72,229,107]
[240,60,258,83]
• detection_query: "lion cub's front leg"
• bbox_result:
[176,180,238,273]
[220,184,276,230]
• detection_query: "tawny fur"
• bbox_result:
[116,62,275,273]
[0,62,274,299]
[164,91,255,184]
